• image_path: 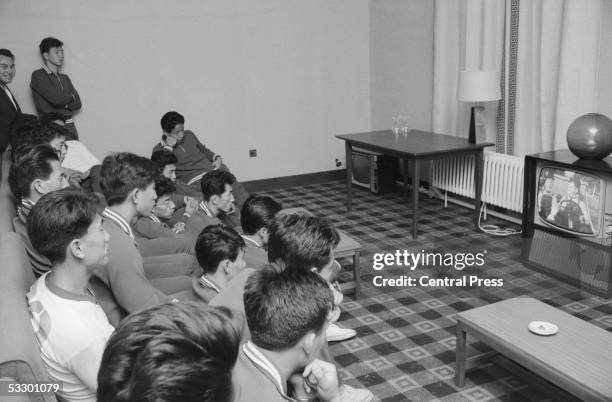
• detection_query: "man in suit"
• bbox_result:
[0,48,21,153]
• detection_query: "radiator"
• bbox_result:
[430,151,524,213]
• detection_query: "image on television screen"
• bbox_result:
[537,167,601,235]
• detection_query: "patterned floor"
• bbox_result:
[262,180,612,402]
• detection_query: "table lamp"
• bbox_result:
[457,70,501,144]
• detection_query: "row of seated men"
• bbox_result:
[6,116,372,401]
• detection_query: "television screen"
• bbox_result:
[537,167,601,235]
[352,151,371,187]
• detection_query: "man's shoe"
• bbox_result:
[326,323,356,342]
[338,385,374,402]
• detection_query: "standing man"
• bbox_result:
[30,37,81,139]
[0,48,20,153]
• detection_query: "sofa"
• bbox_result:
[0,232,57,402]
[0,149,57,402]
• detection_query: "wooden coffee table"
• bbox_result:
[455,297,612,400]
[334,230,362,298]
[280,207,362,298]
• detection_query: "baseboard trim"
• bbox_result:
[243,169,345,193]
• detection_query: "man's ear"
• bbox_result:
[257,227,268,239]
[301,331,317,356]
[130,188,141,205]
[220,259,231,274]
[32,179,45,196]
[210,194,220,206]
[68,239,85,260]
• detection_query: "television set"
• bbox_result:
[534,164,612,245]
[351,147,395,194]
[522,150,612,298]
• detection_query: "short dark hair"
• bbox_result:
[27,189,101,265]
[8,144,59,200]
[244,269,333,350]
[97,302,240,402]
[200,170,235,202]
[154,176,176,198]
[241,195,283,235]
[9,114,39,156]
[100,152,157,206]
[11,122,69,152]
[160,111,185,133]
[39,37,63,55]
[0,48,15,60]
[267,212,339,271]
[150,149,178,171]
[195,225,245,274]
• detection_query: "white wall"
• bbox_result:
[0,0,370,181]
[369,0,434,132]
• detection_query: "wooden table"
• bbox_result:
[455,297,612,401]
[280,207,362,298]
[334,230,362,298]
[336,130,494,238]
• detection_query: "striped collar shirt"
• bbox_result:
[17,198,36,222]
[148,214,161,223]
[102,208,135,240]
[199,201,214,218]
[242,341,287,396]
[241,235,263,249]
[199,275,221,294]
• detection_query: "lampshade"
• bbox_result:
[457,70,501,102]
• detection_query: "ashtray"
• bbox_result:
[528,321,559,336]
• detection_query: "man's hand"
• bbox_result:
[302,359,341,402]
[184,196,198,216]
[213,155,222,169]
[165,134,178,147]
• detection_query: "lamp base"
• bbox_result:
[468,105,486,144]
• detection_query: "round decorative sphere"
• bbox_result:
[567,113,612,159]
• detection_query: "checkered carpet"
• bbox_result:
[262,180,612,402]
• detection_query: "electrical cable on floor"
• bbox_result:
[477,202,522,236]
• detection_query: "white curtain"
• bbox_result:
[433,0,505,144]
[433,0,602,156]
[513,0,601,156]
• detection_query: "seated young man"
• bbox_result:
[235,268,347,402]
[151,149,201,199]
[210,213,371,402]
[240,194,282,269]
[9,144,125,325]
[10,122,90,187]
[40,112,101,174]
[151,111,249,208]
[27,189,115,402]
[97,302,241,402]
[193,225,246,303]
[11,121,68,162]
[212,212,356,343]
[9,144,69,276]
[185,169,238,234]
[132,176,196,239]
[98,152,200,313]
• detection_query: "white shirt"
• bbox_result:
[1,84,18,110]
[27,273,115,401]
[62,141,100,173]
